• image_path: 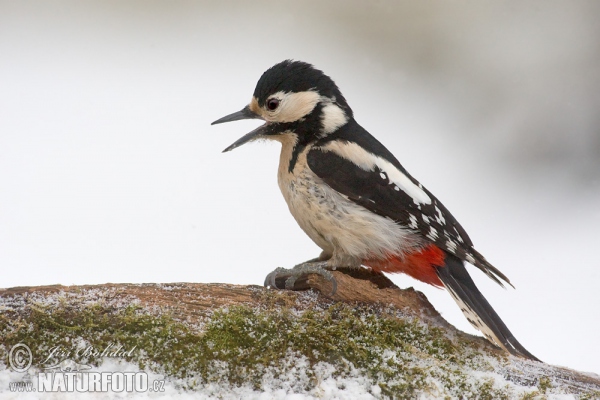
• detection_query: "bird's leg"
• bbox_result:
[264,256,338,295]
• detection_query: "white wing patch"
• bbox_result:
[321,141,432,205]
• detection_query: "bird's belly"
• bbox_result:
[278,167,422,267]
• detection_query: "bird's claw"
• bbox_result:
[264,267,288,290]
[263,262,338,295]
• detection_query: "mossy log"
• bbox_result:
[1,270,599,398]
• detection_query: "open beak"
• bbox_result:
[211,105,265,152]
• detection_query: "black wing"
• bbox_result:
[308,120,511,287]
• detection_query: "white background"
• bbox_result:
[1,1,599,374]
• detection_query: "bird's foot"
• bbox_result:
[264,261,337,295]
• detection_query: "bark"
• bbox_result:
[1,269,598,398]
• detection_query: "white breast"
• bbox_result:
[274,133,423,267]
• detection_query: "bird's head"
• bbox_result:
[212,60,352,152]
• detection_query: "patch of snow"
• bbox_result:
[0,346,589,399]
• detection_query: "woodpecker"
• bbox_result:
[212,60,538,361]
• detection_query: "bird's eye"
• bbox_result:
[266,98,280,111]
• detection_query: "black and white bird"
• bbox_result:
[212,60,538,361]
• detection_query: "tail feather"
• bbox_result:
[436,254,539,361]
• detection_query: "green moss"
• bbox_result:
[0,300,201,376]
[580,391,600,400]
[516,376,554,400]
[0,290,596,398]
[537,376,552,394]
[196,304,454,395]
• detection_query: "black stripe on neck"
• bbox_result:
[286,103,325,173]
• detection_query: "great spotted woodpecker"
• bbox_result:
[212,60,538,361]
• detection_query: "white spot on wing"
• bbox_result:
[426,226,438,241]
[465,253,476,264]
[321,141,432,205]
[434,205,445,225]
[446,239,457,253]
[408,214,418,229]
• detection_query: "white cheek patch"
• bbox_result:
[321,141,432,205]
[265,90,321,123]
